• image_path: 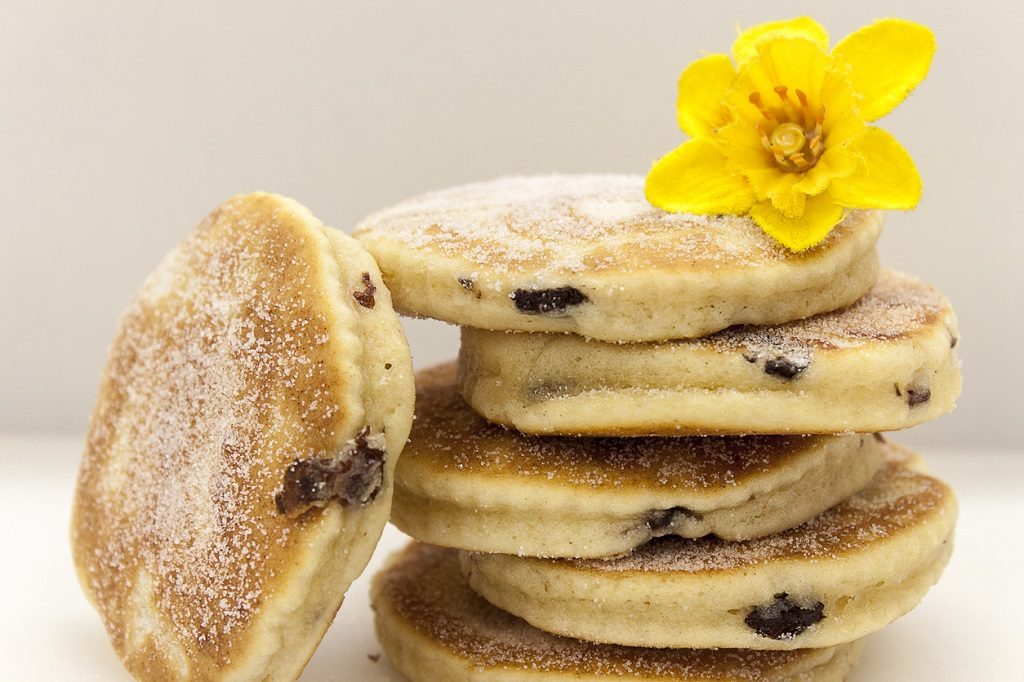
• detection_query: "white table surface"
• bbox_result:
[2,436,1021,681]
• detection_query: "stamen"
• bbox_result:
[795,89,812,127]
[790,154,812,171]
[769,145,789,165]
[758,85,827,172]
[749,92,774,121]
[774,86,801,122]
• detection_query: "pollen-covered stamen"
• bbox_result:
[795,90,812,127]
[773,85,798,120]
[751,86,826,172]
[748,92,776,122]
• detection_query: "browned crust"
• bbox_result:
[71,193,397,680]
[406,362,835,490]
[373,542,852,679]
[353,174,874,274]
[561,445,953,575]
[697,269,951,351]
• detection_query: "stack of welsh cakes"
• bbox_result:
[354,175,961,682]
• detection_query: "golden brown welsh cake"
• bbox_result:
[461,445,957,651]
[372,542,865,682]
[393,363,883,557]
[353,174,882,342]
[460,270,961,435]
[71,193,414,681]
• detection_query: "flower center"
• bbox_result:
[769,123,807,156]
[749,86,825,173]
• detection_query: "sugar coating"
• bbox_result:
[376,543,843,678]
[354,174,866,275]
[355,175,883,345]
[566,451,949,574]
[409,363,826,491]
[701,269,949,354]
[71,195,362,672]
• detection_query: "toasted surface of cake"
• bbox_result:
[354,174,882,342]
[394,363,882,557]
[71,193,414,681]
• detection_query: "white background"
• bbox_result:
[1,0,1022,449]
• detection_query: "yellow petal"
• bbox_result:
[720,124,807,215]
[677,53,735,137]
[646,139,755,214]
[823,109,866,148]
[769,185,806,218]
[818,69,859,136]
[719,121,785,187]
[740,163,793,203]
[732,17,829,65]
[794,143,860,195]
[721,128,807,217]
[828,127,922,209]
[728,37,831,120]
[832,18,935,121]
[750,193,845,251]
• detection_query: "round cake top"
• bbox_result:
[354,174,883,342]
[354,174,876,276]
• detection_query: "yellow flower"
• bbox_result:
[646,17,935,251]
